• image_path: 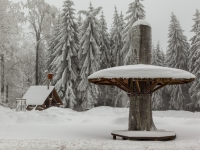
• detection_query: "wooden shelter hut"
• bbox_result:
[23,86,63,111]
[88,20,195,141]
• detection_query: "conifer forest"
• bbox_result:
[0,0,200,112]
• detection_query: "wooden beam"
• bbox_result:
[175,82,185,84]
[93,79,109,84]
[52,89,63,105]
[106,79,127,91]
[135,80,141,93]
[89,78,195,86]
[96,83,111,85]
[152,82,171,93]
[106,79,134,95]
[114,78,134,94]
[144,80,158,94]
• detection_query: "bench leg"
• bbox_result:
[113,135,116,140]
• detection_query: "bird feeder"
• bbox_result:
[48,73,53,80]
[47,73,53,90]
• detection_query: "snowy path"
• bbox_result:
[0,106,200,149]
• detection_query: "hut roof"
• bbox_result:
[88,64,195,80]
[23,86,55,105]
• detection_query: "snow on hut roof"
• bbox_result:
[88,64,195,79]
[22,86,55,105]
[133,20,151,27]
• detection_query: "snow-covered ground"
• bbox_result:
[0,106,200,150]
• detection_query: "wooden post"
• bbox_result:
[128,22,156,131]
[47,73,53,90]
[47,80,49,90]
[113,135,116,140]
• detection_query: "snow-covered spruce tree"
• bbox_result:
[122,0,145,65]
[46,13,63,87]
[74,13,83,110]
[77,13,83,28]
[110,6,127,107]
[120,11,126,32]
[155,41,163,66]
[160,48,169,110]
[152,89,163,110]
[190,9,200,56]
[50,43,62,86]
[161,48,166,67]
[151,42,167,110]
[151,45,157,65]
[99,11,111,69]
[110,6,124,67]
[78,3,102,110]
[166,12,190,110]
[51,0,79,109]
[187,9,200,111]
[45,15,61,74]
[151,42,162,66]
[95,11,114,107]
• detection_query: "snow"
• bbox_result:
[22,86,54,105]
[88,64,195,79]
[133,20,151,27]
[0,106,200,149]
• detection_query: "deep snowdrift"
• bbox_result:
[0,106,200,150]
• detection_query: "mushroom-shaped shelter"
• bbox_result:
[88,64,194,85]
[88,64,195,140]
[89,64,195,97]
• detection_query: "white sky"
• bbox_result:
[12,0,200,52]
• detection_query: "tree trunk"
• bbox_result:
[131,24,152,64]
[6,85,8,104]
[35,36,40,85]
[181,84,191,110]
[1,54,4,102]
[129,94,156,131]
[128,23,156,131]
[138,25,152,64]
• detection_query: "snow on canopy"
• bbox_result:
[22,86,54,105]
[132,20,151,27]
[88,64,195,79]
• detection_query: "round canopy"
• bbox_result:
[88,64,195,94]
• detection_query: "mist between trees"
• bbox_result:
[0,0,199,112]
